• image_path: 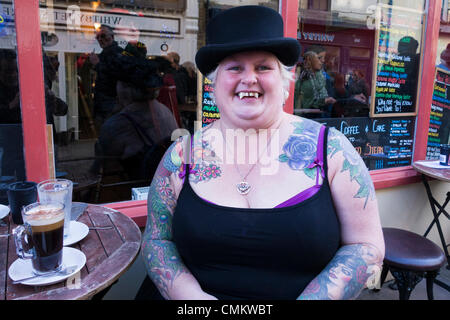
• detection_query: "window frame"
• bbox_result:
[14,0,441,226]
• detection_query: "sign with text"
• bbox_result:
[317,117,415,170]
[426,67,450,160]
[370,5,424,117]
[199,75,220,127]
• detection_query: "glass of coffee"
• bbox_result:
[13,202,65,274]
[37,179,73,238]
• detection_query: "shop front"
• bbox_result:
[0,0,448,251]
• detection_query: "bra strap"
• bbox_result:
[307,125,327,185]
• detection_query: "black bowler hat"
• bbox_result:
[195,5,301,76]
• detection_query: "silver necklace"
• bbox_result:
[221,125,277,195]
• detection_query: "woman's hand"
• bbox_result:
[325,96,336,104]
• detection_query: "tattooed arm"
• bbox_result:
[298,128,385,300]
[141,137,217,300]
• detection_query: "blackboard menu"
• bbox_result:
[317,117,415,170]
[200,75,220,127]
[426,68,450,160]
[371,5,424,117]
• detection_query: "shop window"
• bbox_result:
[36,0,279,204]
[295,0,426,171]
[0,1,27,204]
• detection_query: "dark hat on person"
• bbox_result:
[441,43,450,64]
[122,41,147,59]
[114,53,162,89]
[195,5,301,76]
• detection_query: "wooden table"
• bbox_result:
[412,161,450,291]
[0,202,141,300]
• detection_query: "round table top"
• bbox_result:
[412,161,450,183]
[1,202,141,300]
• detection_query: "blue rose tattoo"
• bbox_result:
[279,121,319,179]
[279,135,316,170]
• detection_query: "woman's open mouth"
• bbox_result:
[237,91,262,100]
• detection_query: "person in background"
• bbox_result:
[347,70,369,101]
[166,51,190,105]
[299,51,336,118]
[94,48,178,183]
[308,45,335,104]
[140,5,384,300]
[88,24,124,129]
[181,61,198,104]
[437,43,450,71]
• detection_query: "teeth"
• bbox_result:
[238,92,260,99]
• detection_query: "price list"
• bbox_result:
[317,117,415,170]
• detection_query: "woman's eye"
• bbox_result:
[227,66,241,71]
[257,65,271,71]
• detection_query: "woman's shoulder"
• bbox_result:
[283,114,325,136]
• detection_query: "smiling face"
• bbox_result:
[214,51,285,129]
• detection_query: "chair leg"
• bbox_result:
[425,271,439,300]
[380,264,389,288]
[390,268,424,300]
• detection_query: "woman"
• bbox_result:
[298,51,336,117]
[141,5,384,300]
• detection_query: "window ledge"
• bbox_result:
[370,166,422,189]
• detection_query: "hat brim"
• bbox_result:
[195,38,301,76]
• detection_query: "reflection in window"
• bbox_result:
[37,0,278,204]
[0,1,26,204]
[295,0,425,171]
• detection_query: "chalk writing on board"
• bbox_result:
[371,5,423,116]
[426,68,450,159]
[317,117,415,170]
[201,76,220,126]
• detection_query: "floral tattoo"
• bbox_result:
[278,120,320,180]
[328,128,376,208]
[190,131,223,184]
[142,138,189,299]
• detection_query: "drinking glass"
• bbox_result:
[37,179,73,237]
[13,202,65,274]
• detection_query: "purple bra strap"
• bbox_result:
[275,125,327,208]
[307,125,326,184]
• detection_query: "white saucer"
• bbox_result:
[9,247,86,286]
[64,221,89,246]
[0,204,9,220]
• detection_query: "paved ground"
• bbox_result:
[358,266,450,300]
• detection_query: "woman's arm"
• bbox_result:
[141,138,217,300]
[298,128,385,300]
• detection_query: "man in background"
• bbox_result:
[88,25,123,129]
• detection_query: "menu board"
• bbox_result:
[316,117,415,170]
[426,68,450,160]
[370,5,424,117]
[198,74,220,127]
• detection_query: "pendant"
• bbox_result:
[236,181,251,195]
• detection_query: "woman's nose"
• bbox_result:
[241,69,257,85]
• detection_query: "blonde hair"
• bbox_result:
[206,57,295,104]
[302,51,319,71]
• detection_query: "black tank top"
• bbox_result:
[172,126,341,299]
